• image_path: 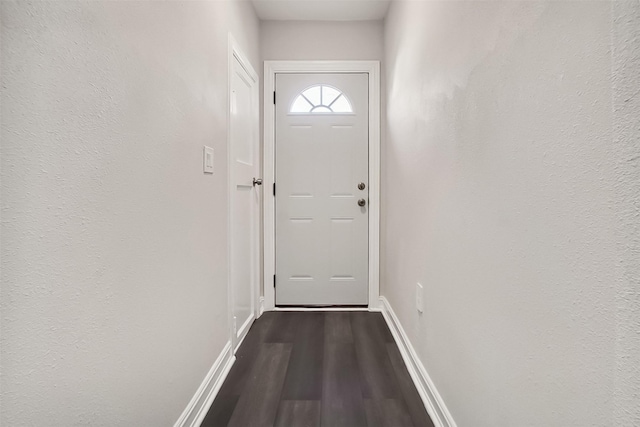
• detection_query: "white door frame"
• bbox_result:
[263,60,381,311]
[227,34,260,352]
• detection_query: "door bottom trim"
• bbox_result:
[273,306,372,312]
[276,304,367,308]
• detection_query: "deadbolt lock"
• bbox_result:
[358,182,366,190]
[358,198,366,207]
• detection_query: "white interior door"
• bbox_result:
[275,73,369,306]
[230,53,259,350]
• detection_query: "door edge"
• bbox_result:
[227,34,260,353]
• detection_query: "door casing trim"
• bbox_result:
[263,60,381,311]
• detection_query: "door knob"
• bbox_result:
[358,182,366,190]
[253,178,263,186]
[358,198,366,207]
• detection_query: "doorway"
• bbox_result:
[263,61,381,310]
[275,73,369,306]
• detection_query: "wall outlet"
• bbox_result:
[416,282,424,313]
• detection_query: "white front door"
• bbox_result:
[230,53,259,350]
[275,73,369,306]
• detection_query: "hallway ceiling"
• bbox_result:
[252,0,391,21]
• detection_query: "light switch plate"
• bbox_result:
[416,282,424,313]
[203,146,214,174]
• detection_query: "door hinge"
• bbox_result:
[273,183,276,196]
[273,274,276,288]
[273,91,276,105]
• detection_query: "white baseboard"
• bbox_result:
[174,341,235,427]
[259,296,265,316]
[379,297,457,427]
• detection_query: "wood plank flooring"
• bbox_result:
[201,312,435,427]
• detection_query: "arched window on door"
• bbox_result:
[290,85,353,114]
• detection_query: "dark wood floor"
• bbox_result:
[201,311,435,427]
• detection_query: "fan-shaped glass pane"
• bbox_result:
[291,96,313,113]
[289,85,353,114]
[302,86,321,106]
[311,106,332,113]
[322,86,341,106]
[330,95,353,113]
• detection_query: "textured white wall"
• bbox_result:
[383,1,638,425]
[0,1,259,425]
[261,20,384,60]
[612,1,640,425]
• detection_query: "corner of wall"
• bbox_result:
[174,342,235,427]
[379,297,457,427]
